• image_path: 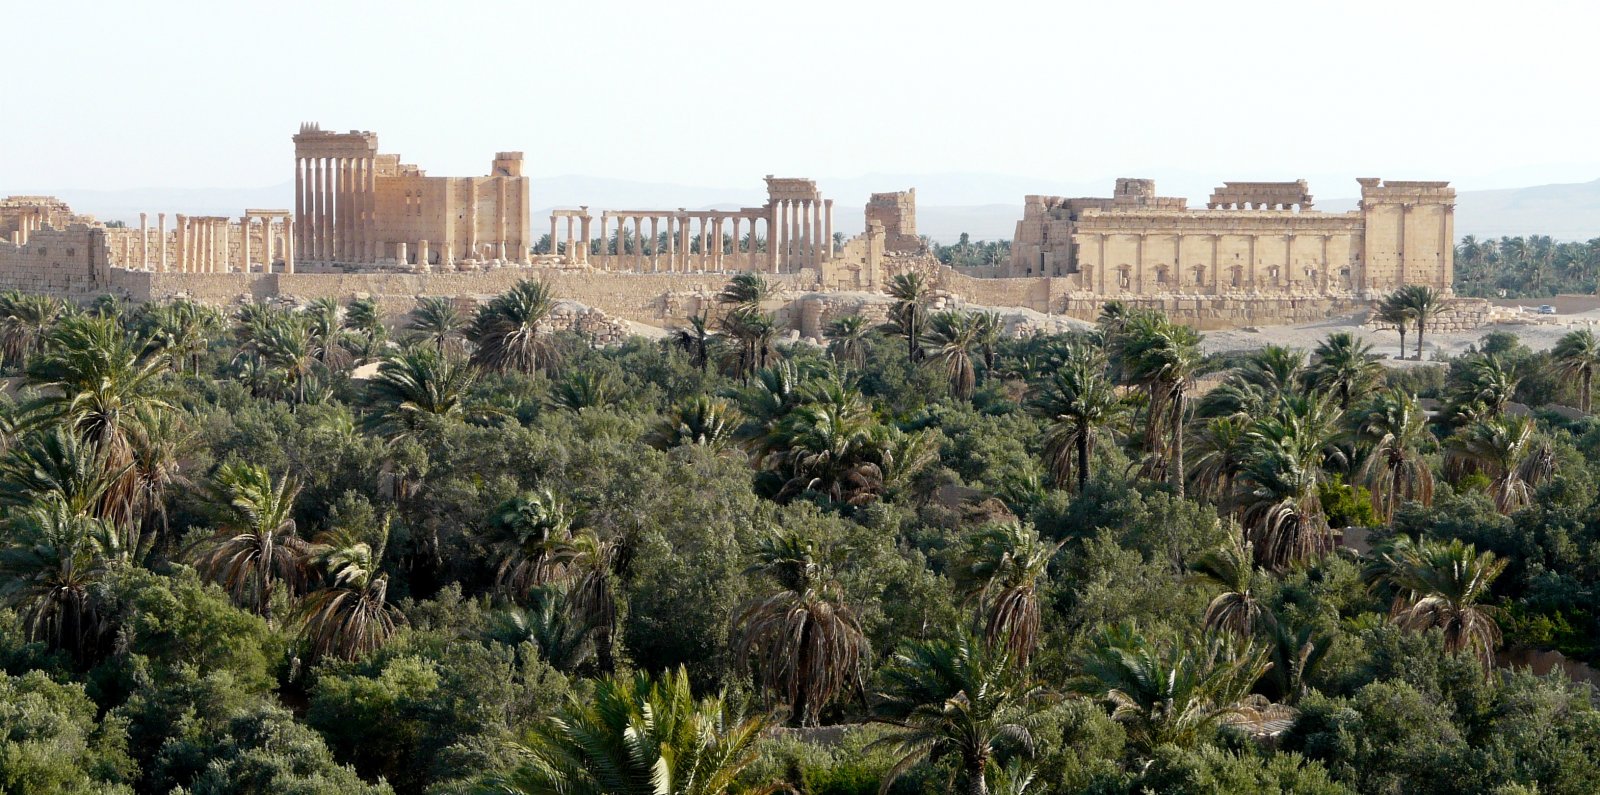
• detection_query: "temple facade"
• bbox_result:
[1007,178,1454,296]
[293,123,532,270]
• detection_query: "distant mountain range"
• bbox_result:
[15,175,1600,245]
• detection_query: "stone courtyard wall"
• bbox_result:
[96,263,1487,338]
[0,226,111,298]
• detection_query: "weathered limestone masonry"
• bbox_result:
[0,225,111,297]
[293,123,531,272]
[1007,177,1454,299]
[865,190,920,253]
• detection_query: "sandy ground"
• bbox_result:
[1200,308,1600,364]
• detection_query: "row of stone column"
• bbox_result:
[295,155,376,264]
[769,198,832,272]
[593,213,768,273]
[8,212,44,246]
[550,211,593,265]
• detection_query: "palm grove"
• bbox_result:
[0,274,1599,795]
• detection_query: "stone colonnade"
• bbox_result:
[241,211,295,274]
[167,213,295,274]
[8,210,45,246]
[766,197,833,272]
[294,152,376,264]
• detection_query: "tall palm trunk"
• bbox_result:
[1582,369,1592,413]
[1397,324,1408,359]
[1076,422,1091,494]
[1170,388,1187,498]
[966,752,990,795]
[1416,316,1426,360]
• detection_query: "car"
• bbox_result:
[1538,305,1557,315]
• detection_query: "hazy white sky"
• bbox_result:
[4,0,1597,195]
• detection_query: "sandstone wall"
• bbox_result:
[0,226,111,297]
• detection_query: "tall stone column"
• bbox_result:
[310,158,323,262]
[284,217,295,273]
[649,216,660,272]
[730,218,742,270]
[334,158,347,262]
[241,216,252,272]
[325,159,335,262]
[366,157,378,264]
[263,218,275,274]
[139,213,149,270]
[679,214,692,272]
[712,218,724,271]
[800,201,812,267]
[823,200,834,263]
[812,200,824,267]
[550,216,560,259]
[770,205,783,272]
[633,216,644,272]
[174,215,185,272]
[598,216,609,268]
[158,213,168,272]
[468,192,479,262]
[294,158,305,260]
[579,214,591,265]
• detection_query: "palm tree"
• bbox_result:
[485,489,575,603]
[1197,345,1307,420]
[467,278,561,374]
[973,311,1003,379]
[1121,314,1203,496]
[126,406,195,561]
[1377,295,1414,360]
[25,313,172,528]
[1261,618,1334,706]
[1351,389,1435,524]
[0,499,121,662]
[141,300,220,375]
[1027,344,1126,492]
[252,313,326,404]
[923,310,982,401]
[488,667,773,795]
[406,296,465,355]
[763,383,886,505]
[0,291,64,369]
[1449,354,1521,420]
[872,635,1051,795]
[1446,416,1553,514]
[1073,624,1273,757]
[1308,332,1381,409]
[1365,537,1507,672]
[363,346,477,441]
[487,588,594,673]
[0,428,121,520]
[824,315,871,369]
[564,529,619,674]
[1186,416,1252,504]
[547,369,618,413]
[671,313,713,374]
[1237,395,1344,569]
[884,272,930,364]
[1188,538,1269,639]
[719,306,777,381]
[956,523,1062,669]
[191,462,310,617]
[735,527,866,726]
[296,522,404,663]
[647,395,744,452]
[717,272,773,309]
[1394,285,1446,361]
[1551,327,1600,412]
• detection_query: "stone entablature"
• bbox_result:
[1207,181,1314,210]
[1008,177,1454,298]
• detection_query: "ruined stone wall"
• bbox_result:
[102,224,287,273]
[865,190,920,253]
[0,226,111,297]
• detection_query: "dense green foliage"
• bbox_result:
[1455,236,1600,298]
[0,282,1595,794]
